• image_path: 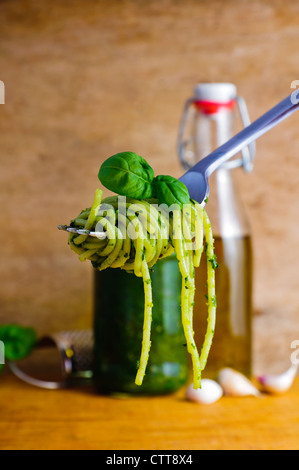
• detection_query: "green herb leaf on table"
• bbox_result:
[98,151,155,199]
[153,175,190,207]
[0,324,37,362]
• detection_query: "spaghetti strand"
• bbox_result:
[67,190,216,388]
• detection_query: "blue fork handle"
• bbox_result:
[180,92,299,201]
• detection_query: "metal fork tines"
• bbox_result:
[57,225,107,239]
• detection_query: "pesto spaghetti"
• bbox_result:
[67,184,216,389]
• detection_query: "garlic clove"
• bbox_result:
[186,379,223,404]
[256,364,298,395]
[217,367,261,397]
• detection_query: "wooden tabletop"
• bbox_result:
[1,371,299,450]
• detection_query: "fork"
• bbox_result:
[57,225,107,239]
[58,91,299,237]
[179,91,299,205]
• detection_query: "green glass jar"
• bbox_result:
[93,255,189,395]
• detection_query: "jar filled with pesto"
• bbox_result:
[93,254,189,395]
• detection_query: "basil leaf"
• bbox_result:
[153,175,190,206]
[0,324,37,361]
[98,151,155,199]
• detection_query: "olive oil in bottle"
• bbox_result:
[193,234,253,378]
[177,82,255,378]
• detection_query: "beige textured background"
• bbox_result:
[1,0,299,374]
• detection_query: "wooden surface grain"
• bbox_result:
[1,372,298,450]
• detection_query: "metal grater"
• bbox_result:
[8,330,94,389]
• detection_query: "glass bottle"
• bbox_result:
[177,82,255,379]
[93,254,189,395]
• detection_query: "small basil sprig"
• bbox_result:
[152,175,190,207]
[98,151,190,206]
[0,324,37,372]
[98,151,155,199]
